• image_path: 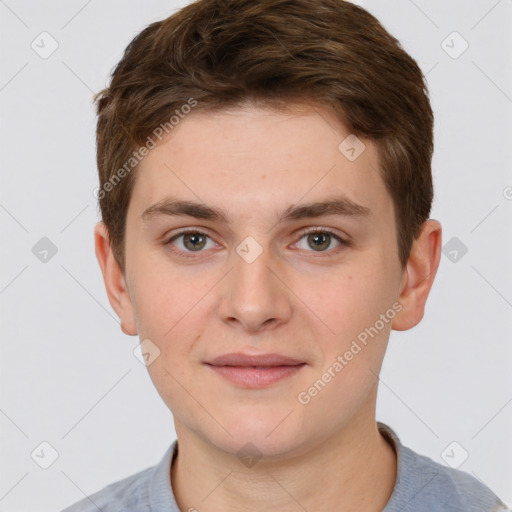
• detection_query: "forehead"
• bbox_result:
[128,104,392,227]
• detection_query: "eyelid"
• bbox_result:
[165,226,350,257]
[166,227,214,241]
[292,226,350,255]
[294,226,349,243]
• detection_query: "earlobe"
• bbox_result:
[392,219,442,331]
[94,221,138,336]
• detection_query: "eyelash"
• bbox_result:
[164,227,349,259]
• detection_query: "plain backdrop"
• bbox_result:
[1,0,511,510]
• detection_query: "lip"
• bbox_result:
[204,352,306,389]
[207,352,305,367]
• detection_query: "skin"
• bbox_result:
[95,103,442,512]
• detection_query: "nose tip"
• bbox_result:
[224,313,278,333]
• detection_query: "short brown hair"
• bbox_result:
[94,0,434,272]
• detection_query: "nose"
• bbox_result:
[217,241,293,334]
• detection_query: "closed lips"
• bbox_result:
[206,353,305,367]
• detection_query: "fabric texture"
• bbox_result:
[60,422,510,512]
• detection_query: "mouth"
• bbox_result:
[204,352,306,389]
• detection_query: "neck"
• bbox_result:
[170,402,397,511]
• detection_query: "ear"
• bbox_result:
[94,221,138,336]
[392,219,442,331]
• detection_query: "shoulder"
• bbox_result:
[59,441,179,512]
[378,423,510,512]
[59,465,154,512]
[393,443,510,512]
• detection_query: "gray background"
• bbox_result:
[1,0,511,510]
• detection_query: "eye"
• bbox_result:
[164,227,349,259]
[295,228,348,254]
[166,230,216,257]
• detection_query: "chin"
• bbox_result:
[203,415,310,460]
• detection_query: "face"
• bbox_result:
[100,104,420,458]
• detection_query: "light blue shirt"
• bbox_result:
[60,422,510,511]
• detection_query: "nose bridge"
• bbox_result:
[218,236,292,331]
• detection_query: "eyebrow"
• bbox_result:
[141,195,371,224]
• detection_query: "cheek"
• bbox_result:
[130,259,208,367]
[302,261,390,337]
[143,328,214,432]
[128,254,204,334]
[302,261,395,391]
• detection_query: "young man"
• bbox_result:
[62,0,510,510]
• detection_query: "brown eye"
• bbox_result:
[307,232,331,251]
[167,230,215,256]
[182,232,207,251]
[295,228,348,255]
